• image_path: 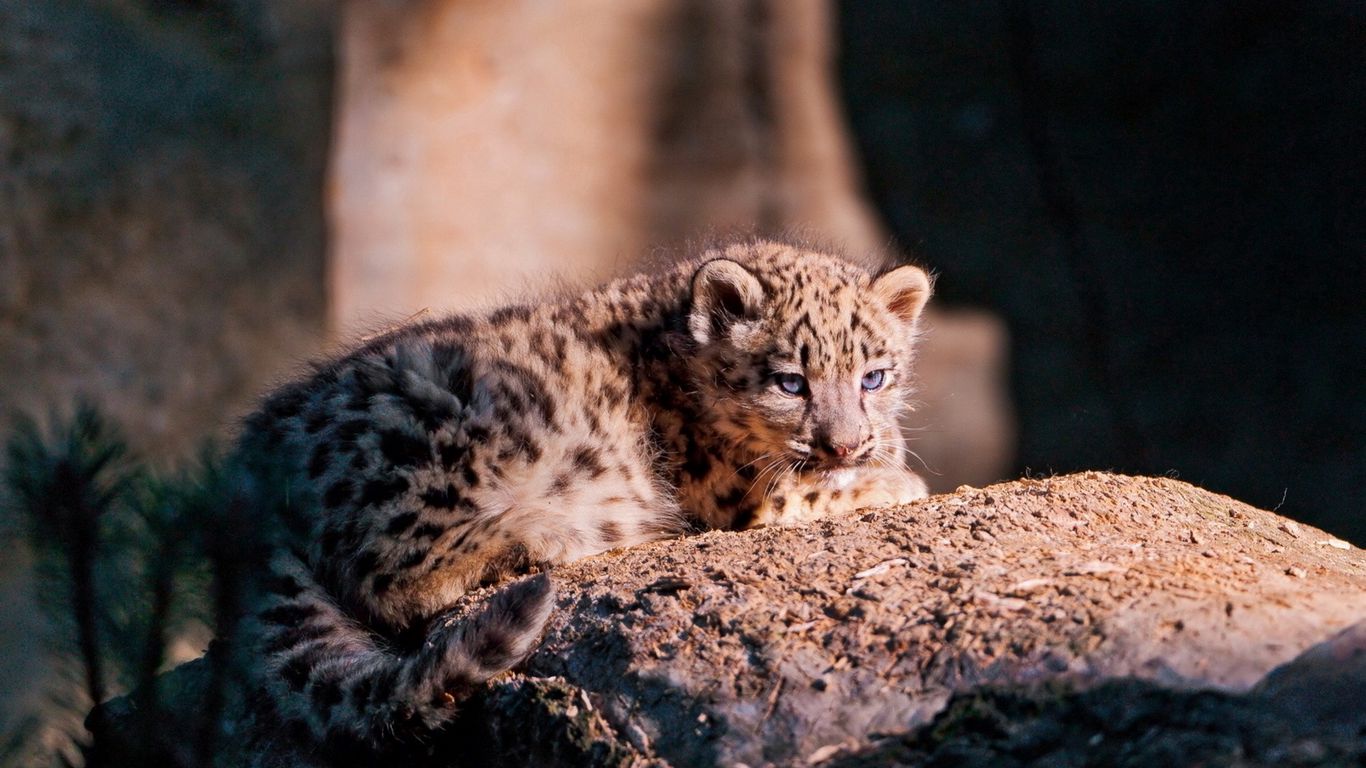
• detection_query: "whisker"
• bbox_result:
[747,455,790,500]
[903,447,941,476]
[727,451,777,482]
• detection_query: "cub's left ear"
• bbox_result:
[871,264,933,326]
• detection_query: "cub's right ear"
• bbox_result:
[871,264,933,328]
[688,259,765,344]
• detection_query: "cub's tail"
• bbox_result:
[250,552,555,750]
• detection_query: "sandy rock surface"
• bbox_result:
[99,473,1366,766]
[435,471,1366,765]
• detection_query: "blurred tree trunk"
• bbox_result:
[329,0,1014,491]
[329,0,888,322]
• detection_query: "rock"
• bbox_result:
[1253,619,1366,735]
[96,473,1366,766]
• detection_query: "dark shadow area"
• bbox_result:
[826,677,1365,767]
[839,1,1366,543]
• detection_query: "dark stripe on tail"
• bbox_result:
[250,552,556,750]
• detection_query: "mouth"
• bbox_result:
[784,442,873,472]
[799,451,872,473]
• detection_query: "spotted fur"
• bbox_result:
[237,241,932,754]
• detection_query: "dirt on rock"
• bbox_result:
[490,471,1366,766]
[99,472,1366,766]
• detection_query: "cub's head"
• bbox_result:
[685,245,932,472]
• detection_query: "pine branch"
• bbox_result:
[4,406,135,766]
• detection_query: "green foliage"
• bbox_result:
[6,406,132,557]
[0,406,281,767]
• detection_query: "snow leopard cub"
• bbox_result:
[238,240,932,754]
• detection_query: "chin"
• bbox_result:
[808,454,873,474]
[815,467,862,489]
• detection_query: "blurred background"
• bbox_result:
[3,0,1356,532]
[839,1,1363,539]
[0,0,1362,760]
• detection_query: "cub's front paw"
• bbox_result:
[845,468,929,509]
[747,467,930,528]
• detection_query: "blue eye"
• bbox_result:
[861,370,886,391]
[774,372,808,396]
